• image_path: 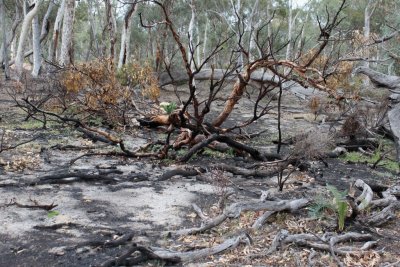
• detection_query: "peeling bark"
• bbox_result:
[59,0,75,66]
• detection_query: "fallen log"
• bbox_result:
[179,134,281,162]
[157,168,202,181]
[388,103,400,163]
[31,169,123,185]
[353,67,400,163]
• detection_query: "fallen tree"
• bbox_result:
[354,66,400,163]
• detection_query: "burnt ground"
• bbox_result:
[0,76,400,266]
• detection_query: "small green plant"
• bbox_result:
[47,210,60,218]
[160,102,177,115]
[341,151,399,172]
[309,194,334,218]
[327,185,348,231]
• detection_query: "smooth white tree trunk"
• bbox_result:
[363,0,377,69]
[188,0,198,69]
[40,1,54,41]
[0,0,9,78]
[285,0,293,61]
[50,0,65,62]
[15,0,42,78]
[31,14,41,76]
[118,3,137,69]
[248,0,259,61]
[59,0,75,66]
[202,18,208,66]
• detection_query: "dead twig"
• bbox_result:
[3,197,57,210]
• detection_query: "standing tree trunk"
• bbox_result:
[247,0,259,61]
[362,0,378,87]
[59,0,75,66]
[188,0,198,69]
[285,0,293,61]
[105,0,117,62]
[31,14,41,76]
[202,17,208,66]
[118,2,137,69]
[15,0,43,78]
[0,6,22,65]
[85,0,99,61]
[50,0,65,62]
[0,0,9,78]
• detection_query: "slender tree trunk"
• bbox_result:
[285,0,293,61]
[234,0,243,67]
[202,18,208,66]
[188,0,198,69]
[0,4,22,65]
[59,0,75,66]
[39,0,54,60]
[85,0,98,60]
[266,1,272,39]
[362,0,377,86]
[15,0,42,78]
[118,2,137,69]
[248,0,259,61]
[105,0,117,62]
[0,0,9,78]
[31,14,41,76]
[50,0,65,62]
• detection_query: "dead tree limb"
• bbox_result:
[265,230,374,256]
[175,198,310,236]
[179,134,280,162]
[31,169,123,185]
[101,233,250,266]
[3,197,57,211]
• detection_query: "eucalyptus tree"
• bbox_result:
[59,0,75,66]
[15,0,43,77]
[118,0,138,68]
[50,0,65,62]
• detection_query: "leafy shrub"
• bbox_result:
[61,58,160,126]
[116,61,160,101]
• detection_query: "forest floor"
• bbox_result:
[0,76,399,266]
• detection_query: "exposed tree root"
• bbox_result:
[264,230,374,258]
[366,201,400,226]
[174,198,310,236]
[100,233,250,267]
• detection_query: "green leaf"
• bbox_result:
[47,210,60,218]
[337,201,348,231]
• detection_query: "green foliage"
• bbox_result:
[160,102,177,115]
[47,210,60,218]
[341,150,399,173]
[327,185,348,231]
[203,148,234,159]
[309,194,335,218]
